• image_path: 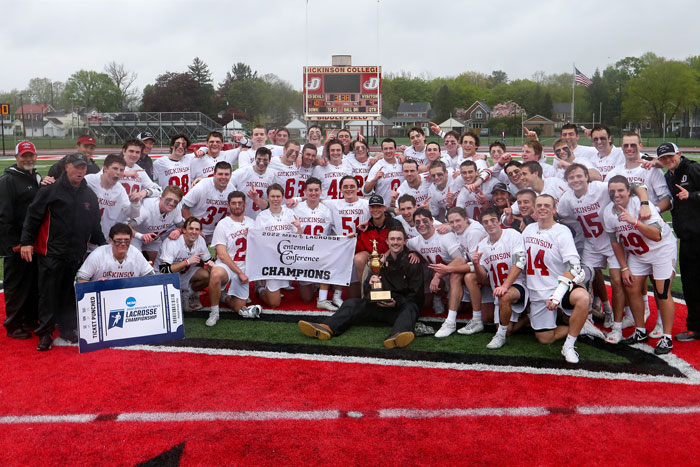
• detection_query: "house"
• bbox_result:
[14,103,55,122]
[552,103,571,126]
[391,101,432,128]
[523,115,556,138]
[43,118,66,138]
[458,100,491,130]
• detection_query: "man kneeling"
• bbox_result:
[298,226,423,348]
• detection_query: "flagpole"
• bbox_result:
[571,63,575,125]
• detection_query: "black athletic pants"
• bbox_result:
[325,298,419,336]
[679,240,700,332]
[2,253,38,334]
[36,256,81,337]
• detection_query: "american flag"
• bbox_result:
[574,67,593,87]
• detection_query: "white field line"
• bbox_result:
[4,405,700,425]
[121,344,700,386]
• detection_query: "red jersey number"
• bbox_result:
[526,247,549,276]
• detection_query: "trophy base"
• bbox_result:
[370,290,392,302]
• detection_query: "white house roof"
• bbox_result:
[224,119,244,130]
[438,117,465,129]
[285,118,306,130]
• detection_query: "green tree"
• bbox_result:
[186,57,215,115]
[63,70,120,111]
[433,84,454,123]
[142,72,204,112]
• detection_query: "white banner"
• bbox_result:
[246,229,357,286]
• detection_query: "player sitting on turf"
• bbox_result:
[157,217,214,312]
[298,226,424,348]
[76,223,154,283]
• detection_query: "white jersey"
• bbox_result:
[456,187,486,221]
[85,174,134,240]
[157,235,211,269]
[325,198,370,236]
[235,148,257,168]
[77,244,153,282]
[396,179,430,207]
[130,197,184,244]
[477,228,527,289]
[554,157,596,180]
[440,151,461,170]
[557,181,611,256]
[454,220,487,257]
[117,164,161,199]
[574,144,598,162]
[397,216,420,240]
[344,156,371,198]
[407,231,464,265]
[293,201,333,236]
[366,159,404,206]
[606,164,671,205]
[181,178,234,236]
[190,152,238,181]
[152,154,195,195]
[269,157,303,199]
[211,215,255,270]
[522,222,580,301]
[454,153,488,171]
[593,146,625,180]
[603,197,676,260]
[428,182,451,221]
[403,146,427,166]
[253,207,298,234]
[538,159,557,178]
[312,162,352,200]
[230,166,275,219]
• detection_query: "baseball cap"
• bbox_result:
[368,194,385,206]
[491,182,510,194]
[65,153,88,166]
[656,142,679,158]
[77,135,97,146]
[137,131,155,142]
[15,141,37,156]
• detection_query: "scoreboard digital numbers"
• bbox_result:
[303,66,381,121]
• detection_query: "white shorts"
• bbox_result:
[529,300,557,331]
[265,279,289,292]
[179,265,203,292]
[132,236,164,253]
[462,284,495,304]
[628,251,676,281]
[214,261,249,300]
[507,283,529,314]
[582,245,620,269]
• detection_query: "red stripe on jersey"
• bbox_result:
[35,209,51,256]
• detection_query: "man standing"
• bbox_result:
[152,134,194,195]
[136,131,156,180]
[21,153,105,350]
[48,135,101,178]
[298,226,424,348]
[0,142,44,339]
[364,138,404,206]
[182,161,235,243]
[230,147,275,219]
[394,159,429,207]
[657,142,700,341]
[190,131,238,183]
[590,124,624,181]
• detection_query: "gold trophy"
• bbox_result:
[368,240,391,302]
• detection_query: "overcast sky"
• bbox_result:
[3,0,700,96]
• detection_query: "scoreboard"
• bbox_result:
[303,66,381,121]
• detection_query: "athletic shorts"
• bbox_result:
[529,300,557,331]
[582,245,620,269]
[179,265,203,292]
[462,283,496,304]
[214,261,249,300]
[131,236,163,253]
[264,279,289,292]
[628,248,677,281]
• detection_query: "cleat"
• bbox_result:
[434,320,456,338]
[205,310,219,327]
[654,336,673,355]
[457,319,484,335]
[675,330,700,342]
[238,305,262,319]
[621,315,635,329]
[649,322,664,339]
[331,296,344,308]
[298,321,332,340]
[580,319,605,340]
[561,345,579,363]
[591,299,603,319]
[605,329,622,344]
[414,322,435,336]
[188,293,203,311]
[37,334,53,351]
[384,331,414,348]
[603,310,614,329]
[316,299,339,311]
[432,296,445,314]
[486,333,506,349]
[621,328,648,345]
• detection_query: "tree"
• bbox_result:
[187,57,212,86]
[433,84,454,123]
[624,60,700,134]
[142,72,204,112]
[63,70,120,111]
[104,62,139,110]
[489,70,508,87]
[186,57,215,115]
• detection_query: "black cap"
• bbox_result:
[656,142,679,158]
[368,194,385,206]
[491,182,509,194]
[65,152,88,166]
[137,131,155,142]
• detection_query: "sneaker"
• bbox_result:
[621,328,649,345]
[605,329,622,344]
[591,299,603,319]
[621,315,635,329]
[649,322,664,339]
[486,333,506,349]
[205,310,220,327]
[316,299,339,311]
[654,336,673,355]
[457,319,484,335]
[37,334,53,351]
[603,310,614,329]
[188,293,203,311]
[434,320,456,338]
[675,330,700,342]
[239,305,262,319]
[298,320,332,340]
[561,345,579,364]
[580,319,605,340]
[384,331,415,348]
[414,322,435,336]
[331,296,344,308]
[432,296,445,315]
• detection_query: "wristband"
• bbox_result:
[184,258,189,266]
[640,201,649,205]
[621,266,629,272]
[634,219,639,228]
